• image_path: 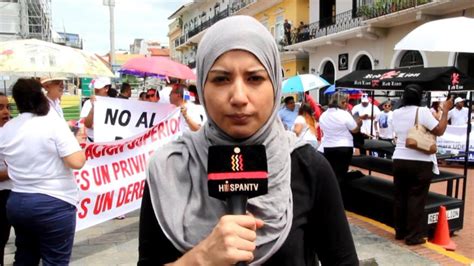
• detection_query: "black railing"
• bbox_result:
[178,0,255,44]
[187,9,230,39]
[293,10,362,44]
[356,0,432,19]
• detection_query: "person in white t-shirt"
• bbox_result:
[352,94,381,137]
[41,76,68,119]
[169,83,207,132]
[0,79,86,265]
[375,100,395,158]
[80,77,111,142]
[292,103,319,149]
[0,92,11,266]
[392,84,452,246]
[319,92,362,183]
[448,97,468,125]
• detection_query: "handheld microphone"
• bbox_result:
[208,145,268,266]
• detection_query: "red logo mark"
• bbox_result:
[371,80,380,87]
[451,73,460,86]
[380,70,400,80]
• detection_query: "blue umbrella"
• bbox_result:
[282,74,330,94]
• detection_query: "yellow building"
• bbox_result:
[253,0,309,77]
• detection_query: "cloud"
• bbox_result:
[52,0,189,55]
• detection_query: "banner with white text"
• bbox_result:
[74,108,181,231]
[437,124,474,161]
[93,96,178,142]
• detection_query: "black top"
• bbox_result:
[138,145,359,266]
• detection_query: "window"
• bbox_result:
[356,55,372,70]
[399,50,423,68]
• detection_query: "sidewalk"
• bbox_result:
[4,209,454,265]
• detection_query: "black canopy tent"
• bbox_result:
[336,66,474,92]
[336,66,474,203]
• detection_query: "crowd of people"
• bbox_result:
[0,14,470,265]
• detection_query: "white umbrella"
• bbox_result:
[0,39,114,77]
[394,17,474,53]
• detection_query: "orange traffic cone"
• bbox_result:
[429,205,456,251]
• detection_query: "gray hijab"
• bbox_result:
[147,15,304,264]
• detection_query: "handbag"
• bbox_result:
[405,107,437,154]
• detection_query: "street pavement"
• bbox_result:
[4,209,443,266]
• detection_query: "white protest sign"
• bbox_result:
[437,124,474,153]
[74,108,181,231]
[93,96,178,142]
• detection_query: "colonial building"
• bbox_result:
[168,0,309,76]
[286,0,474,101]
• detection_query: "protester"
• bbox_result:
[118,82,132,99]
[0,92,11,266]
[352,93,381,138]
[448,97,468,125]
[319,92,362,183]
[278,96,299,130]
[41,76,68,119]
[430,100,443,121]
[0,78,85,265]
[292,103,319,148]
[138,91,147,101]
[107,87,118,97]
[169,83,206,132]
[392,84,452,245]
[145,88,160,103]
[374,100,395,158]
[138,15,358,265]
[80,77,111,142]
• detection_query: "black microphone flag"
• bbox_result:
[207,145,268,200]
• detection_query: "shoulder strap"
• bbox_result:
[414,107,419,126]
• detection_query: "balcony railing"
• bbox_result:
[187,9,230,39]
[292,10,362,45]
[356,0,432,20]
[176,0,256,47]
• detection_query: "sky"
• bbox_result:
[52,0,189,55]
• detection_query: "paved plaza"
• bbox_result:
[4,208,468,265]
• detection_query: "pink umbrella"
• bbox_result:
[120,56,196,80]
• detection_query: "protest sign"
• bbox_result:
[93,96,177,142]
[437,124,474,161]
[74,108,181,231]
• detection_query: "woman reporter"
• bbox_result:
[392,84,452,245]
[0,78,85,265]
[138,16,358,265]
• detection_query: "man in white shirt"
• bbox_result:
[352,94,381,137]
[41,76,68,119]
[80,77,111,142]
[169,84,206,132]
[448,97,469,125]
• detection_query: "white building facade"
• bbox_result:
[287,0,474,103]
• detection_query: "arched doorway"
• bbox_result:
[319,61,335,106]
[456,52,474,78]
[356,55,372,70]
[399,50,424,68]
[320,61,335,84]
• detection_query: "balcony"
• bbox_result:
[356,0,432,20]
[175,0,282,49]
[292,10,363,45]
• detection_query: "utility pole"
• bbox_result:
[103,0,115,70]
